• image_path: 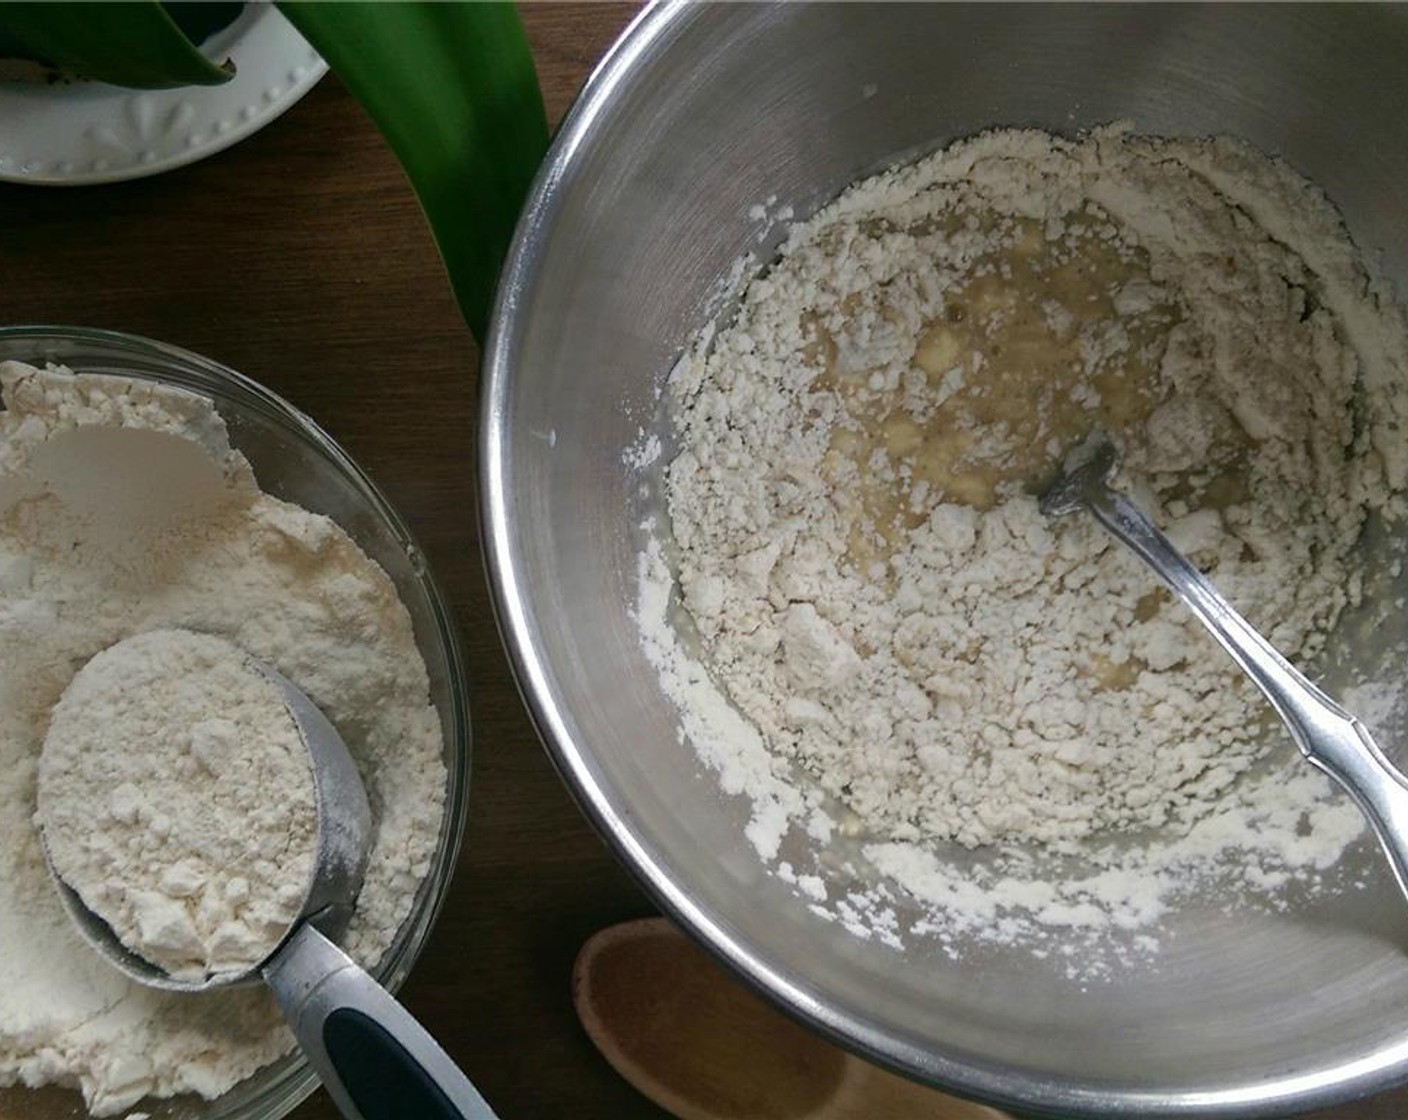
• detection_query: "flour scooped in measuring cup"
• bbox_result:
[36,628,320,986]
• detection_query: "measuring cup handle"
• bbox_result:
[265,923,499,1120]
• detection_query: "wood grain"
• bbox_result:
[0,3,1403,1118]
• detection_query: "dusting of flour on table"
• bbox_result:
[636,126,1408,973]
[0,361,446,1115]
[38,629,318,985]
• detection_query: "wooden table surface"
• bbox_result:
[1,4,1404,1119]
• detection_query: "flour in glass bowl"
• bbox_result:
[0,361,447,1116]
[634,125,1408,975]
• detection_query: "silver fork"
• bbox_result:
[1040,435,1408,903]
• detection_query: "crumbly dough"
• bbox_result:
[662,126,1408,884]
[38,629,318,984]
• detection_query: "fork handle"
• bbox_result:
[1085,486,1408,898]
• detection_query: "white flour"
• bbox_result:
[638,126,1408,973]
[0,362,447,1115]
[38,629,318,985]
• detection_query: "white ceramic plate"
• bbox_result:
[0,4,326,186]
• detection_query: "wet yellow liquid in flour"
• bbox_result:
[809,214,1184,569]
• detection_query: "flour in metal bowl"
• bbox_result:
[636,125,1408,976]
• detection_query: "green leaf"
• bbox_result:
[278,1,549,344]
[0,1,233,88]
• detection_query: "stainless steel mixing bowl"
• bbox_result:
[481,6,1408,1116]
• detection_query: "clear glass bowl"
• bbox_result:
[0,326,471,1120]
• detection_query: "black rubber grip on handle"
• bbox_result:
[323,1006,463,1120]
